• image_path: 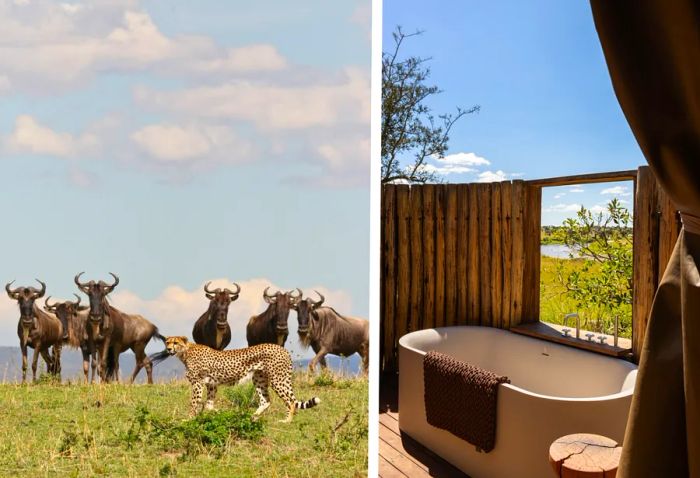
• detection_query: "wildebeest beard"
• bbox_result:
[299,328,313,348]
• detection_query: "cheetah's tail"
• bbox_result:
[295,397,321,410]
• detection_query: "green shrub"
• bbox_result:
[314,371,335,387]
[36,373,61,385]
[120,405,264,454]
[223,381,257,409]
[183,409,264,444]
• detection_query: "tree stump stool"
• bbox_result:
[549,433,622,477]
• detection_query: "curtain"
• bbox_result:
[590,1,700,476]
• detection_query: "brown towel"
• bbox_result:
[423,350,510,453]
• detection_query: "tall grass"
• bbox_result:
[540,255,632,338]
[0,372,368,477]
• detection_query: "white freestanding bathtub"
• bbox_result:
[399,326,637,478]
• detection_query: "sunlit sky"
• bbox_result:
[383,0,643,225]
[0,0,370,358]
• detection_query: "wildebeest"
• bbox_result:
[246,287,302,347]
[43,294,99,383]
[74,272,165,383]
[192,281,241,350]
[293,291,369,374]
[5,279,63,382]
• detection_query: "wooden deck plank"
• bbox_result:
[379,372,471,478]
[380,439,433,477]
[385,409,399,422]
[379,455,408,478]
[379,420,470,478]
[380,423,429,472]
[380,412,401,435]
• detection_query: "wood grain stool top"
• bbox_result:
[549,433,622,477]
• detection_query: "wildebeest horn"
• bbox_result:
[104,272,119,291]
[204,281,218,295]
[5,280,19,299]
[291,288,303,299]
[313,290,325,307]
[44,296,58,311]
[263,286,277,303]
[74,272,89,292]
[226,283,241,297]
[73,293,82,306]
[33,279,46,298]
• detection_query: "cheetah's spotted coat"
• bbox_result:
[164,336,320,421]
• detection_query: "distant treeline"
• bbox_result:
[541,225,633,245]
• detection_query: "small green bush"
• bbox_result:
[183,409,264,444]
[314,371,335,387]
[223,381,257,409]
[36,373,61,385]
[120,405,264,454]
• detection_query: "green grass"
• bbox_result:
[540,255,631,338]
[0,373,368,477]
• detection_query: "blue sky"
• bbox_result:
[383,0,643,225]
[0,0,370,358]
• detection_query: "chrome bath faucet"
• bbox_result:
[561,312,581,339]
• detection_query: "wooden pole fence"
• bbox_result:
[380,166,679,372]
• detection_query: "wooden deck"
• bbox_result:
[378,373,469,478]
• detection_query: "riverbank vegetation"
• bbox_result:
[540,199,633,338]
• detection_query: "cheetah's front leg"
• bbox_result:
[205,378,218,411]
[190,381,205,416]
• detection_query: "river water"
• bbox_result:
[541,244,579,258]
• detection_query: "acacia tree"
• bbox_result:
[381,27,479,184]
[555,198,633,336]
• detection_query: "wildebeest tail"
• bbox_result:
[149,349,171,366]
[147,328,170,366]
[295,397,321,410]
[152,328,167,344]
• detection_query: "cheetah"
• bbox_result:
[164,336,320,421]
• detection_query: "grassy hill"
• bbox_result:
[0,373,368,477]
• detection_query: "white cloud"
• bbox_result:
[131,123,252,163]
[439,152,490,167]
[189,44,287,74]
[135,67,369,131]
[590,205,607,214]
[553,193,565,199]
[569,187,585,193]
[316,136,369,175]
[477,170,509,183]
[415,163,474,176]
[4,114,99,157]
[416,152,491,176]
[601,186,631,197]
[0,4,291,93]
[0,2,370,189]
[417,155,520,182]
[544,203,584,213]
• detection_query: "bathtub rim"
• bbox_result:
[398,325,638,403]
